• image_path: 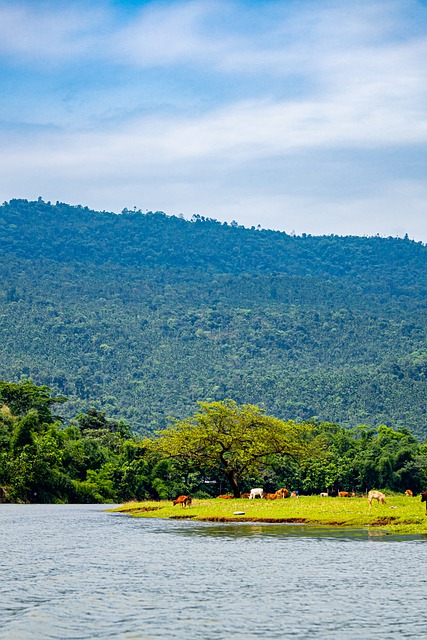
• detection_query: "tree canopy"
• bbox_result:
[1,199,426,436]
[1,381,426,503]
[151,400,324,496]
[0,380,66,423]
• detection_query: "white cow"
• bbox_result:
[368,490,386,506]
[249,488,264,499]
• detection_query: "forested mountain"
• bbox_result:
[1,198,426,437]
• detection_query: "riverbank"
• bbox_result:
[111,495,427,534]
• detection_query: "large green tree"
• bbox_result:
[0,380,66,423]
[151,399,323,497]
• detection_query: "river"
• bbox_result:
[1,504,426,639]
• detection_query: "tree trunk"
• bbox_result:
[227,471,240,498]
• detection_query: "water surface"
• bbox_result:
[1,504,426,639]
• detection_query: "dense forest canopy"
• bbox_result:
[1,381,426,504]
[0,198,426,436]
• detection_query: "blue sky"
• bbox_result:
[1,0,427,240]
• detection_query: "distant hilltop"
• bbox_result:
[1,198,426,437]
[1,198,425,277]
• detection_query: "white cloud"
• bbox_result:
[111,1,228,67]
[3,142,426,240]
[0,0,426,240]
[0,1,109,64]
[40,88,426,167]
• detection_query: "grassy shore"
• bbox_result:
[110,494,427,535]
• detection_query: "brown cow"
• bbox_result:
[405,489,413,497]
[241,493,250,499]
[368,490,386,506]
[421,491,427,513]
[276,488,289,499]
[173,495,192,507]
[217,494,233,499]
[264,493,278,500]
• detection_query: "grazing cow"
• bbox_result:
[276,488,289,499]
[290,491,299,498]
[368,490,386,506]
[405,489,413,497]
[241,493,250,499]
[320,492,329,497]
[173,495,192,507]
[249,488,264,499]
[338,491,350,497]
[421,491,427,513]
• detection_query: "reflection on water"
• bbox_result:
[1,505,427,640]
[173,520,427,542]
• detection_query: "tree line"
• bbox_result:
[1,381,426,504]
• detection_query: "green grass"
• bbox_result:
[110,494,427,535]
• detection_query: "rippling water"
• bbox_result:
[1,504,427,639]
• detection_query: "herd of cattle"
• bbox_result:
[172,489,427,510]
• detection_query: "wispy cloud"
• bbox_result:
[112,1,229,67]
[0,1,109,64]
[0,0,426,239]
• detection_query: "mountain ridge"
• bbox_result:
[1,199,426,437]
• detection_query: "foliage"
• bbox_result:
[0,381,426,503]
[0,380,66,423]
[151,400,323,496]
[0,199,426,436]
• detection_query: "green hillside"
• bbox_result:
[1,198,426,436]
